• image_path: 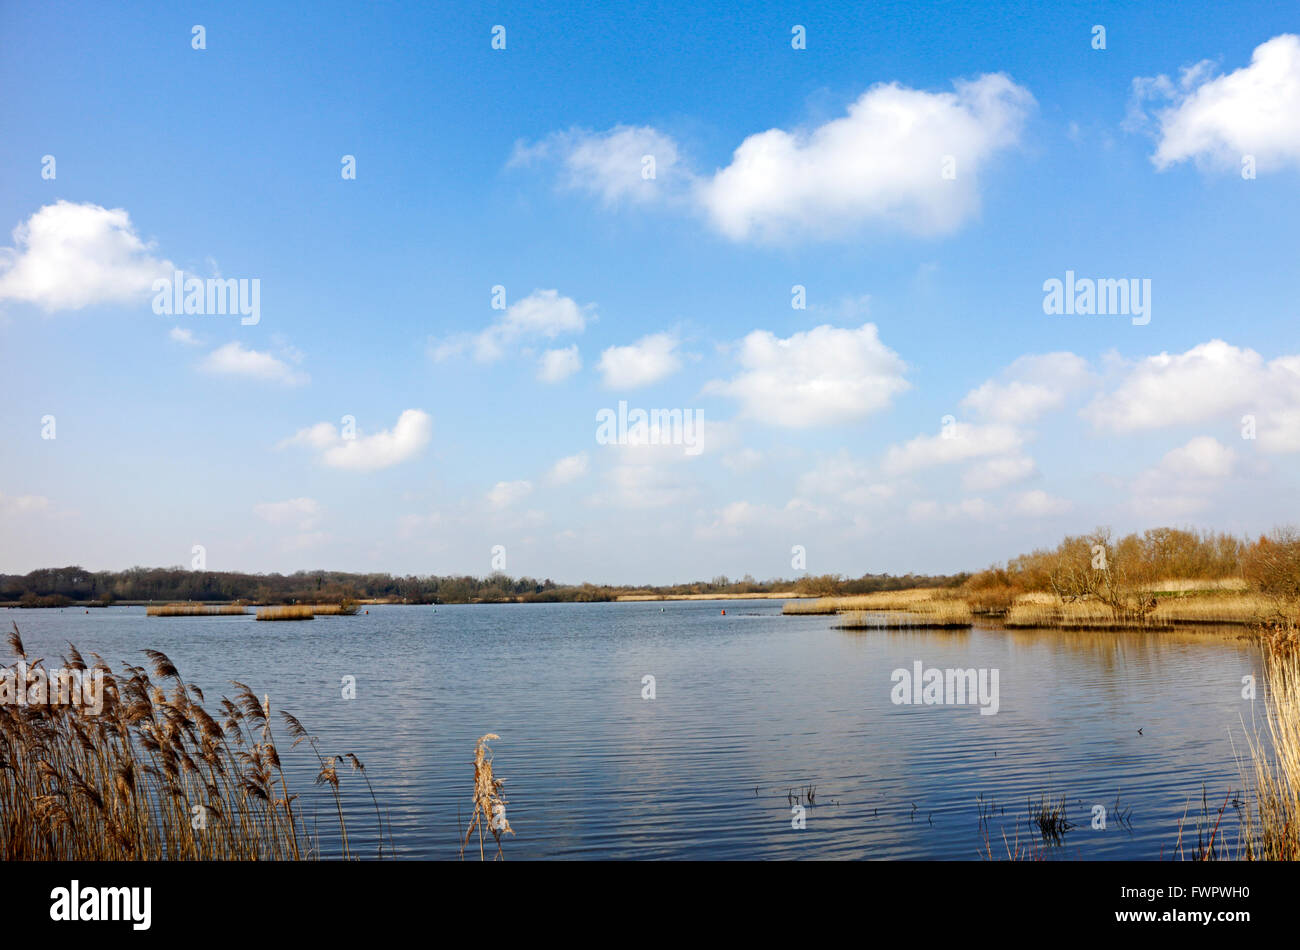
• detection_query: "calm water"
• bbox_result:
[5,601,1267,859]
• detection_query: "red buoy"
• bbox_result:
[721,609,726,615]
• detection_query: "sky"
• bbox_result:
[1,0,1298,583]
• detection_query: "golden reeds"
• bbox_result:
[835,599,973,630]
[309,602,359,616]
[1003,591,1267,629]
[1237,635,1300,859]
[461,733,513,861]
[146,603,247,617]
[784,588,952,615]
[0,622,382,859]
[256,605,315,621]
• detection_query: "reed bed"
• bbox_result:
[835,600,973,630]
[1156,593,1268,625]
[783,588,951,616]
[1237,634,1300,860]
[146,603,246,617]
[310,603,359,616]
[256,605,315,621]
[1004,592,1264,629]
[1149,577,1249,593]
[0,623,384,860]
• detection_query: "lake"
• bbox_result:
[4,600,1265,859]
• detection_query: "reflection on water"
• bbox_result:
[6,601,1264,859]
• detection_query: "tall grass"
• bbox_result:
[146,603,246,617]
[0,623,382,859]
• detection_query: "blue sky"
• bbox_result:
[2,1,1298,582]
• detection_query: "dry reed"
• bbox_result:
[1237,635,1300,859]
[256,605,315,621]
[0,623,383,859]
[146,603,246,617]
[461,733,513,861]
[835,599,973,630]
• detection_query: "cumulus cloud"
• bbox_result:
[538,344,582,382]
[1013,489,1071,517]
[882,423,1023,476]
[698,74,1033,241]
[795,455,897,507]
[487,480,533,509]
[1132,436,1236,516]
[1130,34,1300,173]
[597,463,698,509]
[281,409,432,471]
[0,201,172,311]
[200,341,309,386]
[597,332,683,388]
[431,289,591,362]
[1081,340,1300,452]
[169,326,201,345]
[510,125,686,206]
[254,497,320,531]
[706,323,908,426]
[962,352,1094,424]
[961,455,1038,492]
[518,74,1032,242]
[549,453,589,484]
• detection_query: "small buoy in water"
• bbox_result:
[661,607,664,612]
[721,609,726,615]
[364,610,369,615]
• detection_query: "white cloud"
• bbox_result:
[598,464,698,509]
[697,74,1033,241]
[961,455,1037,492]
[706,323,908,426]
[538,344,582,382]
[597,332,683,388]
[282,409,432,471]
[882,423,1023,475]
[796,455,897,507]
[722,447,764,474]
[962,352,1094,424]
[169,326,201,345]
[511,125,686,206]
[1013,489,1071,517]
[907,497,996,522]
[254,497,320,531]
[0,492,52,517]
[1081,340,1300,452]
[487,480,533,509]
[0,201,172,311]
[1132,436,1236,516]
[549,453,589,484]
[1132,34,1300,173]
[200,341,309,386]
[431,289,590,362]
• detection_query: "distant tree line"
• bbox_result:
[0,565,968,607]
